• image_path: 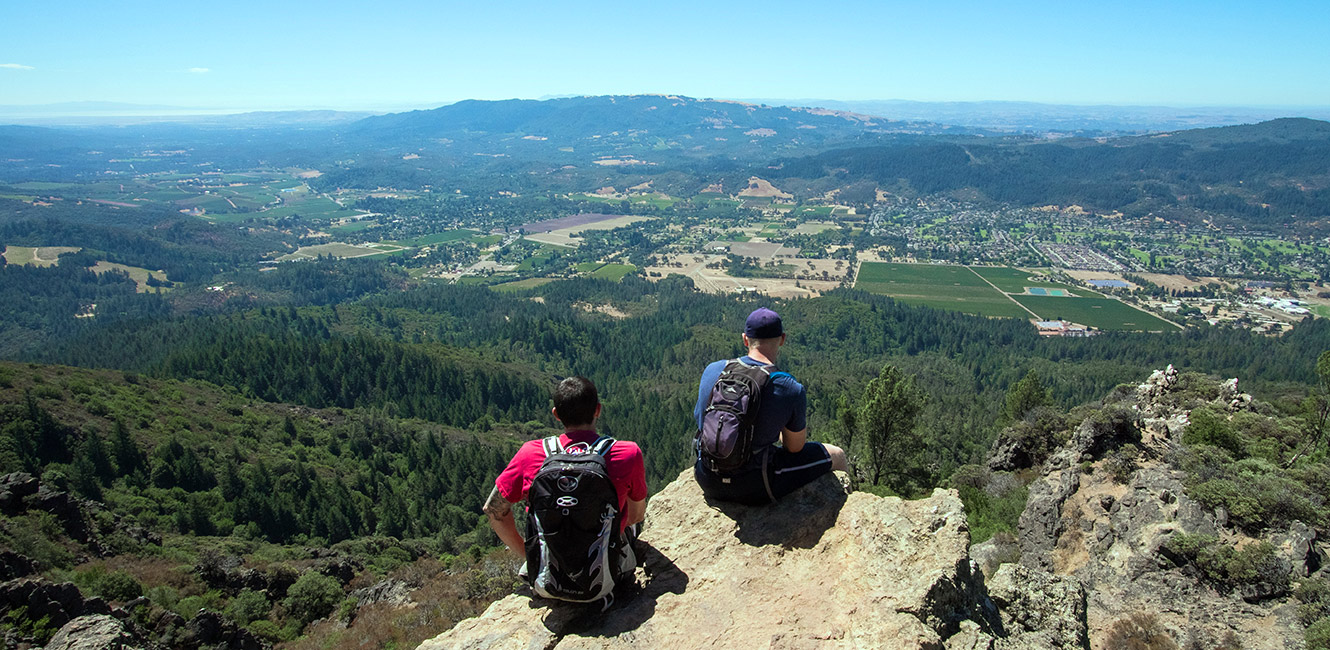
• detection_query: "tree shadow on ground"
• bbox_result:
[529,540,688,637]
[706,472,848,549]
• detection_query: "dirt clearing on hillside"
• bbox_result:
[737,177,792,199]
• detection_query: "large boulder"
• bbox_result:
[419,469,1007,649]
[44,614,147,650]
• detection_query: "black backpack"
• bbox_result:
[697,359,774,473]
[524,435,625,603]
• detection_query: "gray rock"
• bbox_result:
[1274,521,1319,578]
[986,564,1087,649]
[1018,467,1080,572]
[44,614,144,650]
[971,536,1020,580]
[353,578,413,609]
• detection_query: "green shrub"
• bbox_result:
[97,571,143,602]
[1163,533,1288,595]
[0,606,57,644]
[958,483,1028,545]
[247,620,282,642]
[1308,617,1330,650]
[1103,444,1140,484]
[224,589,270,626]
[283,572,343,625]
[1183,408,1244,457]
[1296,578,1330,626]
[0,512,75,570]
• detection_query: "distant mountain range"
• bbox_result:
[8,97,1330,134]
[2,95,1328,229]
[742,99,1330,133]
[0,102,376,127]
[340,94,972,162]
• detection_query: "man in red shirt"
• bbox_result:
[484,376,648,574]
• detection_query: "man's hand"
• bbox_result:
[483,486,525,558]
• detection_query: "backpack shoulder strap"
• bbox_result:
[733,357,772,376]
[590,436,616,457]
[541,435,563,457]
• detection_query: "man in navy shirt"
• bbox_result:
[694,307,847,504]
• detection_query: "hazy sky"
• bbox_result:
[2,0,1328,111]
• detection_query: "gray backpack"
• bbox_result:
[697,360,773,473]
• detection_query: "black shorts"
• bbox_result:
[694,442,834,505]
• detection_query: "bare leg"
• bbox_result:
[824,443,848,472]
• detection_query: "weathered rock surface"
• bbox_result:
[0,577,111,632]
[44,614,145,650]
[353,578,414,609]
[419,469,1028,649]
[1018,367,1307,648]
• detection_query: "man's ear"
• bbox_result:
[551,406,562,423]
[594,404,602,419]
[742,333,751,348]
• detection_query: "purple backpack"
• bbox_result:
[697,360,773,473]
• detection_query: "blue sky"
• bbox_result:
[2,0,1328,111]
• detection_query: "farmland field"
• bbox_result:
[521,212,628,232]
[855,262,1032,318]
[588,263,636,281]
[91,262,170,292]
[396,230,480,246]
[1013,295,1178,331]
[276,242,406,261]
[855,262,1175,329]
[490,278,557,292]
[2,246,81,267]
[970,266,1090,295]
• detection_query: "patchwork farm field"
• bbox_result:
[856,262,1174,330]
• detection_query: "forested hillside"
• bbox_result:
[6,257,1330,647]
[769,118,1330,227]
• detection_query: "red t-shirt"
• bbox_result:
[495,429,647,533]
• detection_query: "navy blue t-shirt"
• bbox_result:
[694,356,807,462]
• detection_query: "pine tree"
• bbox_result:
[857,364,926,489]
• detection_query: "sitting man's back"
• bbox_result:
[485,376,647,602]
[694,307,846,505]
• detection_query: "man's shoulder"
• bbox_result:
[511,438,549,461]
[767,371,804,397]
[606,438,643,457]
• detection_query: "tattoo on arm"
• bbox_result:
[483,486,513,519]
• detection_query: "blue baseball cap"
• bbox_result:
[745,308,783,339]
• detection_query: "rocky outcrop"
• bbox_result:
[419,469,1085,649]
[1017,368,1307,648]
[0,472,160,571]
[0,577,111,632]
[44,614,146,650]
[353,578,413,609]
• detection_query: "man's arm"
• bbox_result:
[624,498,647,527]
[483,486,525,558]
[780,427,807,453]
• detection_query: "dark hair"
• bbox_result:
[553,376,599,427]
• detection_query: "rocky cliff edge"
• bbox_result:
[419,469,1084,650]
